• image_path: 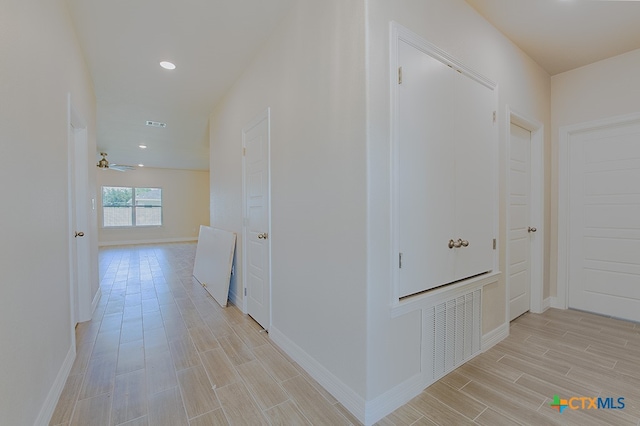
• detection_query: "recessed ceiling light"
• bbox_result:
[138,164,144,167]
[160,61,176,70]
[139,144,147,149]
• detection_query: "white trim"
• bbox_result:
[91,287,101,315]
[269,327,367,423]
[363,373,425,425]
[389,22,498,305]
[34,345,75,426]
[481,322,509,351]
[505,107,545,322]
[391,271,500,318]
[557,111,640,311]
[98,237,198,247]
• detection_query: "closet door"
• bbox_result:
[397,40,456,298]
[453,73,496,280]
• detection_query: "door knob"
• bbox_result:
[258,233,268,240]
[449,239,467,249]
[528,227,537,233]
[74,231,85,238]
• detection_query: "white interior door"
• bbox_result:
[508,123,533,321]
[453,72,495,281]
[243,109,271,330]
[397,39,456,298]
[568,122,640,322]
[69,107,92,324]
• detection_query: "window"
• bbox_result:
[102,186,162,227]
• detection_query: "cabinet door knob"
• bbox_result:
[460,239,469,247]
[258,233,268,239]
[528,227,537,233]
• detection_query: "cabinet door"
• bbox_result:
[453,73,495,280]
[397,40,456,298]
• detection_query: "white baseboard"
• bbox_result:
[34,345,75,426]
[542,297,551,311]
[91,288,101,315]
[363,373,425,425]
[482,322,509,351]
[98,237,198,247]
[269,327,436,425]
[269,327,367,424]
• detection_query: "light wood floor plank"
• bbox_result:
[235,359,289,410]
[177,364,220,419]
[111,369,147,425]
[200,347,240,389]
[79,353,117,399]
[215,382,270,425]
[70,393,112,426]
[188,409,229,426]
[147,387,188,426]
[252,343,300,383]
[281,375,351,425]
[264,400,313,426]
[408,391,475,425]
[423,380,487,420]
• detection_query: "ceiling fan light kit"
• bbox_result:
[96,152,136,171]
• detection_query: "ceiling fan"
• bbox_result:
[96,152,135,171]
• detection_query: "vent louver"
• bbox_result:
[146,121,166,128]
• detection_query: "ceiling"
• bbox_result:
[465,0,640,75]
[68,0,640,171]
[67,0,294,171]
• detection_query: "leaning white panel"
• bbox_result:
[193,225,237,307]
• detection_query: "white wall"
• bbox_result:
[211,0,552,422]
[365,0,551,404]
[550,48,640,297]
[97,167,209,245]
[210,0,368,398]
[0,0,97,424]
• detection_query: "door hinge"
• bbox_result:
[492,111,496,123]
[243,147,246,156]
[493,238,496,250]
[244,287,247,296]
[399,252,403,268]
[398,66,403,85]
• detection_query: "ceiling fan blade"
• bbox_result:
[109,164,136,171]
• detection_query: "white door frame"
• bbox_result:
[67,95,92,330]
[241,108,272,329]
[505,106,544,321]
[557,111,640,309]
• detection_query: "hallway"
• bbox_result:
[50,243,358,425]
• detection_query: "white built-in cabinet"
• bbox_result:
[392,27,497,300]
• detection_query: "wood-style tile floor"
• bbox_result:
[50,243,640,425]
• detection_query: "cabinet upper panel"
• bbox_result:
[393,29,497,300]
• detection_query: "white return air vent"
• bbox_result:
[146,120,166,128]
[423,288,481,382]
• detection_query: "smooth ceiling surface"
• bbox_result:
[67,0,294,170]
[465,0,640,76]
